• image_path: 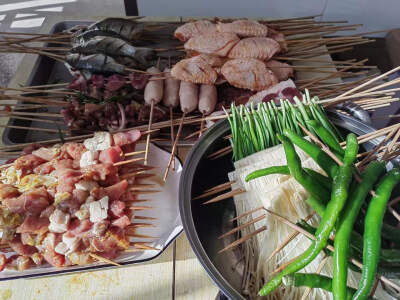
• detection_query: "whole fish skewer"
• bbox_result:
[71,35,156,69]
[66,53,159,75]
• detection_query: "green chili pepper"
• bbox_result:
[282,273,357,300]
[276,135,330,204]
[353,168,400,300]
[283,129,339,178]
[333,161,386,300]
[306,119,345,158]
[245,165,332,190]
[258,133,357,296]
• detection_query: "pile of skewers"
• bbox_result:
[0,128,162,271]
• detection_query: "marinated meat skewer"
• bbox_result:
[221,58,279,91]
[216,19,269,37]
[0,130,160,271]
[228,37,281,61]
[174,20,216,42]
[184,32,240,57]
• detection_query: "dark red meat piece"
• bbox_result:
[129,72,149,90]
[105,74,126,92]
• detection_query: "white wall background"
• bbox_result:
[138,0,399,37]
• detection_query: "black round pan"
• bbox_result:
[179,111,383,299]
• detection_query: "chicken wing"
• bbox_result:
[216,19,268,37]
[184,32,240,57]
[221,58,279,91]
[228,37,280,60]
[174,20,216,42]
[171,55,217,85]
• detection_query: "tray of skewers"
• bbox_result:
[0,129,183,279]
[1,16,375,145]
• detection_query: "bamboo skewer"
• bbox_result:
[218,226,267,253]
[203,188,246,205]
[163,111,186,181]
[89,253,120,266]
[144,100,155,166]
[264,212,315,265]
[219,214,266,239]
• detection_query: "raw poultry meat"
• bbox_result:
[184,32,240,57]
[265,59,294,81]
[228,37,281,60]
[171,55,217,85]
[216,19,268,37]
[174,20,216,42]
[221,58,279,91]
[268,28,288,53]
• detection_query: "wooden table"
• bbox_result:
[0,15,343,300]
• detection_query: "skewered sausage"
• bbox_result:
[198,85,217,115]
[162,67,180,108]
[179,82,199,113]
[144,66,163,105]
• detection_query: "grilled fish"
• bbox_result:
[184,32,240,57]
[174,20,216,42]
[221,58,278,91]
[228,37,280,60]
[216,19,268,37]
